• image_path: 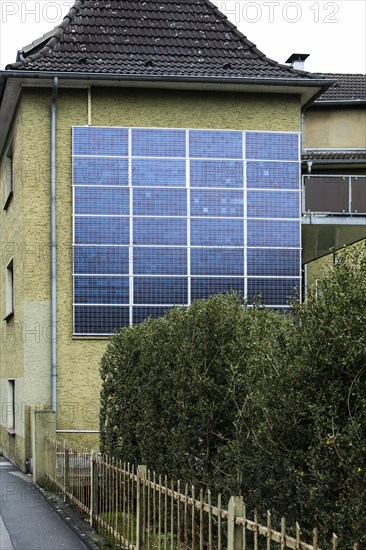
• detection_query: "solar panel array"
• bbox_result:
[73,127,301,335]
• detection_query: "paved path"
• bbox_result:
[0,457,88,550]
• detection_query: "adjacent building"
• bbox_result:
[301,72,366,284]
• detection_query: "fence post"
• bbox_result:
[136,465,147,550]
[227,496,244,550]
[90,451,98,527]
[64,441,69,495]
[31,410,56,485]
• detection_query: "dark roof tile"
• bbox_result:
[6,0,322,81]
[302,150,366,161]
[315,73,366,102]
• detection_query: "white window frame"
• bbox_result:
[3,141,14,210]
[5,257,14,321]
[7,379,15,432]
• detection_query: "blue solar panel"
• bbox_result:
[191,248,244,276]
[133,188,187,216]
[132,129,186,157]
[74,187,130,215]
[247,220,300,247]
[134,277,188,305]
[190,130,243,159]
[190,160,244,188]
[247,191,299,219]
[73,127,129,156]
[134,218,187,246]
[246,132,299,161]
[247,249,300,277]
[74,305,130,335]
[74,246,130,275]
[191,190,244,217]
[247,278,300,305]
[191,218,244,247]
[132,159,186,187]
[134,248,187,275]
[246,162,299,189]
[75,217,129,245]
[74,276,129,304]
[73,158,129,186]
[73,127,301,334]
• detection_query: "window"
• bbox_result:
[7,380,15,433]
[3,141,13,210]
[5,258,14,321]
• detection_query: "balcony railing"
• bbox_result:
[302,175,366,215]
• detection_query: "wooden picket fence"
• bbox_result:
[44,436,359,550]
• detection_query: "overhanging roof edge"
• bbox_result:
[0,69,335,88]
[312,100,366,106]
[301,159,366,164]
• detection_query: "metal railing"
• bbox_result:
[302,175,366,215]
[44,437,359,550]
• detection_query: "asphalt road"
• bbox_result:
[0,457,88,550]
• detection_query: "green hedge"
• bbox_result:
[100,245,366,546]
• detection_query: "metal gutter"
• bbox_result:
[51,76,58,412]
[0,69,335,86]
[312,100,366,106]
[301,80,336,111]
[303,147,366,151]
[301,159,366,164]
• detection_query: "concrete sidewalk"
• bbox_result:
[0,456,90,550]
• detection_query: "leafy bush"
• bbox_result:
[100,245,366,546]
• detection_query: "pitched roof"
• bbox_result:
[314,73,366,103]
[6,0,321,81]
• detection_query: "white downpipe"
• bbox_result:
[51,77,58,412]
[88,86,92,125]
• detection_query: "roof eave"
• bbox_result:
[301,159,366,164]
[312,100,366,106]
[0,68,333,83]
[0,69,334,102]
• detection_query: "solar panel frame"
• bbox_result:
[72,126,301,335]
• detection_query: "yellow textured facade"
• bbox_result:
[305,254,334,294]
[304,107,366,149]
[91,88,300,131]
[0,101,27,466]
[0,85,301,469]
[306,240,366,290]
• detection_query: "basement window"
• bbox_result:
[4,258,14,321]
[3,142,14,210]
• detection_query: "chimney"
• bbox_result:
[286,53,310,71]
